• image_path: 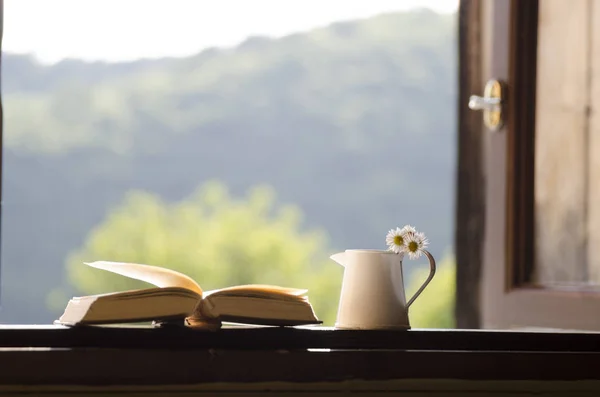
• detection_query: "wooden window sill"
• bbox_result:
[0,325,600,386]
[1,324,599,350]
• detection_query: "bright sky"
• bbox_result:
[3,0,458,64]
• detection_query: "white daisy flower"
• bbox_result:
[400,224,417,238]
[386,227,406,254]
[405,231,429,260]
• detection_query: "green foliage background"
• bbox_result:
[52,179,455,328]
[407,253,456,328]
[55,181,343,325]
[2,9,457,325]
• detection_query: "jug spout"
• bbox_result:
[330,252,347,267]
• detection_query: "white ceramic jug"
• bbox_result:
[330,249,436,330]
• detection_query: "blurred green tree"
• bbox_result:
[405,252,456,328]
[59,180,343,325]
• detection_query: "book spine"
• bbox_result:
[185,298,222,331]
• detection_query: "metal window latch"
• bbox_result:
[468,79,507,131]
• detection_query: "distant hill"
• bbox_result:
[0,9,457,323]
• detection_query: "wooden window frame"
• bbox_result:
[472,0,600,330]
[455,0,485,328]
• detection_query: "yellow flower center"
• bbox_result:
[407,241,419,252]
[393,235,404,246]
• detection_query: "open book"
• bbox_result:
[55,261,321,330]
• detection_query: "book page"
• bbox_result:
[205,284,308,301]
[84,261,203,295]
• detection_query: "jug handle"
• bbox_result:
[405,250,436,309]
